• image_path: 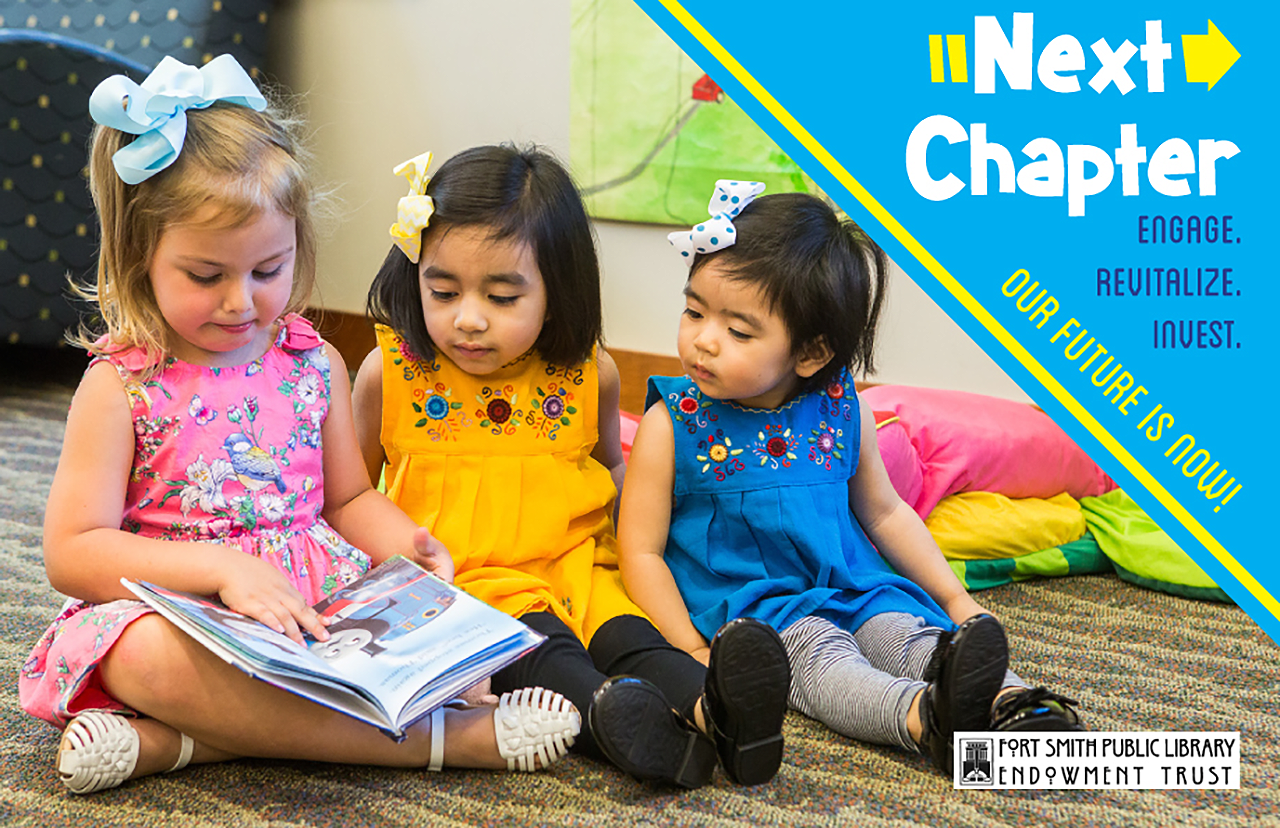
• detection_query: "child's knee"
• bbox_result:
[98,614,199,707]
[782,616,857,667]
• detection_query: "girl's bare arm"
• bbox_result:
[617,401,709,657]
[847,393,988,624]
[590,348,627,511]
[351,347,388,488]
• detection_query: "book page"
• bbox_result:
[124,557,542,733]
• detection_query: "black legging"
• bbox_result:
[490,613,706,759]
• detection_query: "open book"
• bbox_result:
[122,556,544,740]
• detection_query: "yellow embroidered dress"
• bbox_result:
[376,325,642,643]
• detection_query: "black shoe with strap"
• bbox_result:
[701,617,791,786]
[991,686,1085,731]
[589,676,717,789]
[916,613,1009,773]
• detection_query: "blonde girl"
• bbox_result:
[20,56,577,795]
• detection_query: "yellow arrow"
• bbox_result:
[1183,20,1240,90]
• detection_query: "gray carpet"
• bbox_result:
[2,374,1278,827]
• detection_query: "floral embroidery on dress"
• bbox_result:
[411,381,470,441]
[474,381,578,441]
[807,421,846,471]
[20,651,44,681]
[476,383,522,436]
[389,340,441,383]
[819,378,855,422]
[696,428,745,481]
[485,396,514,425]
[752,424,798,469]
[321,569,360,597]
[528,383,577,440]
[234,490,308,535]
[544,362,586,387]
[276,346,329,425]
[668,385,718,434]
[257,493,289,524]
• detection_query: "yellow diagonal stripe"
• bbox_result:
[946,34,967,83]
[929,35,944,83]
[653,0,1278,623]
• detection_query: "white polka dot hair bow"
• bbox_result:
[389,151,436,263]
[667,180,766,265]
[89,54,266,185]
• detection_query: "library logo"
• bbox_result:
[958,737,995,787]
[952,732,1240,789]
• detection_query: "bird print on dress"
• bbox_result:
[222,431,287,493]
[218,394,287,494]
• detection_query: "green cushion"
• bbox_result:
[950,533,1112,592]
[1080,489,1231,603]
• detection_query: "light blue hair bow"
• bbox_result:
[89,54,267,185]
[667,180,766,264]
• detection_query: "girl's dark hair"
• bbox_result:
[367,144,601,366]
[690,192,889,391]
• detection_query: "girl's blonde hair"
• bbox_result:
[74,96,318,367]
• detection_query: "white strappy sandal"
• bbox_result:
[58,712,194,794]
[426,687,581,772]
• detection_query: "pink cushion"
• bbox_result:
[873,414,924,511]
[619,410,641,463]
[862,385,1116,519]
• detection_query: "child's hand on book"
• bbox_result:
[412,527,455,583]
[217,553,330,645]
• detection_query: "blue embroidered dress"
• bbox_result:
[647,371,952,640]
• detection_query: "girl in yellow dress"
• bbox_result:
[353,146,791,787]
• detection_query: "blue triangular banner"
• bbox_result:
[630,0,1277,643]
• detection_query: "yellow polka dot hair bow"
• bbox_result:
[389,151,435,263]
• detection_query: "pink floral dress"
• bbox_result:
[19,315,371,727]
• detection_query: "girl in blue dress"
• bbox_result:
[618,183,1082,773]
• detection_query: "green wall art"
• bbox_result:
[571,0,818,226]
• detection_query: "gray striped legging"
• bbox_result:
[779,613,1026,752]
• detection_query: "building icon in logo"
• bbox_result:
[958,737,994,786]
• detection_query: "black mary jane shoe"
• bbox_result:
[589,676,717,789]
[916,613,1009,774]
[702,617,791,786]
[991,686,1085,731]
[701,619,788,788]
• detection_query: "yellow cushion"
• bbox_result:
[926,491,1086,560]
